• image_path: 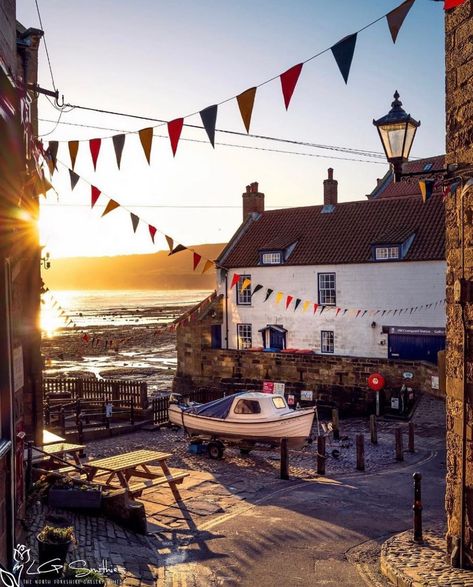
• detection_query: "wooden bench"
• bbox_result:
[107,472,189,497]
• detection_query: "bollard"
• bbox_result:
[332,408,340,441]
[280,438,289,480]
[317,435,326,475]
[413,472,423,542]
[395,427,404,461]
[408,422,415,453]
[356,434,365,471]
[370,415,378,445]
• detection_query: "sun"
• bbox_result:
[40,298,66,336]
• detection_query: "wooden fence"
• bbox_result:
[151,387,225,425]
[43,377,148,409]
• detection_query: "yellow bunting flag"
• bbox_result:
[139,127,153,164]
[68,140,79,170]
[275,291,283,304]
[202,260,213,274]
[241,278,251,291]
[302,300,310,312]
[236,87,257,133]
[102,199,120,217]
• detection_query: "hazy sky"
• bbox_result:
[16,0,445,258]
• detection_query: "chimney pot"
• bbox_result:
[328,168,333,180]
[242,182,264,221]
[323,168,338,206]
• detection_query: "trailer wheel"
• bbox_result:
[207,441,224,460]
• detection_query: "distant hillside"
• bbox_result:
[44,243,227,290]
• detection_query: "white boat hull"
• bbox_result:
[169,404,315,448]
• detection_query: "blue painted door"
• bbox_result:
[388,334,445,364]
[211,325,222,349]
[270,329,285,350]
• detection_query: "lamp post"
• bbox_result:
[373,91,420,182]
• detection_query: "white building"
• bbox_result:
[215,157,446,363]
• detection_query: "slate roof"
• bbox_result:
[218,192,445,268]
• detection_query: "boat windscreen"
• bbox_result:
[187,393,244,419]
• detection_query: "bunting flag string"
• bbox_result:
[45,0,418,158]
[419,179,436,203]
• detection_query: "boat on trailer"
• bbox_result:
[169,392,316,458]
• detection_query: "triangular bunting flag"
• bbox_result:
[285,295,293,309]
[193,252,202,271]
[130,213,140,233]
[241,278,251,291]
[444,181,460,198]
[336,308,341,316]
[302,301,310,312]
[331,33,357,84]
[313,303,319,315]
[252,284,263,296]
[48,141,58,175]
[280,63,303,110]
[264,289,274,302]
[236,87,257,133]
[275,292,283,305]
[231,274,241,289]
[139,127,153,164]
[343,309,348,315]
[445,0,467,9]
[89,138,101,171]
[102,200,120,217]
[386,0,415,44]
[170,244,187,255]
[112,134,126,169]
[168,118,184,157]
[362,310,368,317]
[294,299,301,311]
[149,225,157,243]
[419,179,435,203]
[69,169,80,191]
[200,105,218,148]
[165,235,174,253]
[91,186,101,208]
[68,140,79,170]
[202,260,213,274]
[320,306,326,315]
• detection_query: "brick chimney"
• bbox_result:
[323,168,338,206]
[242,182,264,221]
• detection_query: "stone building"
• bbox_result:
[0,0,43,568]
[445,0,473,569]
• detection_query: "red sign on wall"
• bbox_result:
[262,381,274,394]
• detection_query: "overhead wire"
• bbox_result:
[34,0,57,92]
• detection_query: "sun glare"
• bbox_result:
[40,299,66,336]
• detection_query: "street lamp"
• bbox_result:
[373,91,420,182]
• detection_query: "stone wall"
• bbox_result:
[445,0,473,567]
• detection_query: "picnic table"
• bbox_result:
[27,442,86,466]
[83,449,188,500]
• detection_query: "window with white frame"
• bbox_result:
[237,323,252,349]
[375,246,399,260]
[261,252,282,265]
[318,273,336,305]
[321,330,334,354]
[236,274,252,305]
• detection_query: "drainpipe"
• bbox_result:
[460,184,467,568]
[224,270,229,349]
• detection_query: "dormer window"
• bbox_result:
[371,228,415,262]
[375,246,400,260]
[261,251,282,265]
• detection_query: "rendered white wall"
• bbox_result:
[217,261,446,358]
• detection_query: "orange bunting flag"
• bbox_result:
[89,138,101,171]
[313,303,319,315]
[275,292,283,304]
[193,252,202,271]
[112,134,126,169]
[149,225,157,243]
[130,213,139,233]
[68,140,79,170]
[165,235,174,253]
[280,63,303,110]
[241,278,251,291]
[285,295,293,309]
[202,260,213,274]
[168,118,184,156]
[231,273,240,289]
[236,87,257,133]
[91,186,101,208]
[102,199,120,217]
[139,127,153,164]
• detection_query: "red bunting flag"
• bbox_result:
[231,274,241,289]
[313,303,319,315]
[89,138,101,171]
[149,225,157,243]
[285,295,293,309]
[445,0,466,9]
[91,186,101,208]
[356,310,362,317]
[280,63,303,110]
[168,118,184,156]
[82,334,90,343]
[336,308,341,316]
[193,252,202,271]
